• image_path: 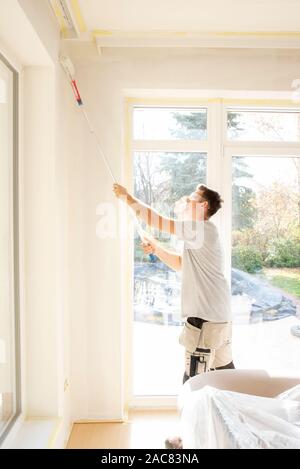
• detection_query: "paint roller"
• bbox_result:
[60,54,116,182]
[60,55,156,262]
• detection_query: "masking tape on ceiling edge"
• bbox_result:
[70,0,87,33]
[218,31,300,37]
[125,97,300,107]
[51,0,68,36]
[92,29,300,38]
[93,29,114,37]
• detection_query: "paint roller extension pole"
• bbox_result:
[60,54,155,261]
[83,104,155,260]
[82,105,155,259]
[80,107,154,259]
[81,111,156,261]
[80,107,116,183]
[133,217,157,263]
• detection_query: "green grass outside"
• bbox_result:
[264,268,300,299]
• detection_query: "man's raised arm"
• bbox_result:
[113,183,175,235]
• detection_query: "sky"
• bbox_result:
[235,156,298,191]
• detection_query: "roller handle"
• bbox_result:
[149,253,157,263]
[136,224,157,263]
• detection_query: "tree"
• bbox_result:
[135,111,256,228]
[159,153,206,210]
[134,152,206,216]
[254,181,298,240]
[232,158,256,230]
[234,112,300,227]
[171,111,256,230]
[170,111,206,139]
[134,152,174,209]
[171,110,244,139]
[227,112,246,137]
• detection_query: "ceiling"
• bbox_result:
[49,0,300,50]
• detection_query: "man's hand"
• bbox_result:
[113,183,128,199]
[141,235,182,271]
[141,237,156,256]
[112,184,175,235]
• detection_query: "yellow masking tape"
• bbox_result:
[125,97,299,107]
[216,31,300,37]
[51,0,69,38]
[70,0,87,33]
[93,29,300,39]
[92,29,114,37]
[52,0,67,31]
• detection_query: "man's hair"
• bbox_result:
[196,184,223,217]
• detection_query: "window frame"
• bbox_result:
[225,106,300,144]
[0,52,21,443]
[221,103,300,280]
[124,97,300,409]
[124,99,216,408]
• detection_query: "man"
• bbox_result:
[113,183,234,447]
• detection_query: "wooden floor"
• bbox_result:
[66,410,181,449]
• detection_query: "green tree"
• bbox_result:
[232,158,256,230]
[170,111,206,139]
[172,111,256,229]
[254,181,298,240]
[159,152,206,210]
[227,112,245,135]
[134,152,206,215]
[171,111,244,139]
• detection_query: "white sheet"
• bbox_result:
[181,385,300,449]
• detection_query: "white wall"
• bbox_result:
[23,66,58,415]
[22,64,75,423]
[0,0,53,66]
[17,0,60,64]
[67,46,300,420]
[0,0,78,447]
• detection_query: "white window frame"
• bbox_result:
[125,100,219,408]
[124,98,300,409]
[0,52,21,443]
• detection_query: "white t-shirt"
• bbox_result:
[175,219,232,322]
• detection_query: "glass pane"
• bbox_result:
[232,156,300,372]
[228,110,300,141]
[0,58,16,437]
[133,107,207,140]
[133,151,207,395]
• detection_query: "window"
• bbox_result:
[231,155,300,372]
[227,109,300,142]
[226,108,300,373]
[128,100,300,403]
[0,54,20,441]
[132,106,207,397]
[134,107,207,140]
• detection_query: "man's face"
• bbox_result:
[174,191,207,220]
